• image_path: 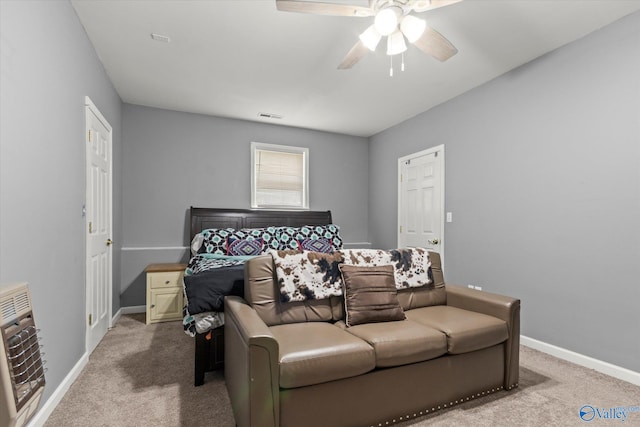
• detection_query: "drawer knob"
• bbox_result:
[151,304,156,308]
[165,280,170,284]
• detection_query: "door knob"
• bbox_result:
[106,238,113,246]
[429,239,439,245]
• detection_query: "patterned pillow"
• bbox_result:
[276,224,343,251]
[340,264,406,327]
[341,248,433,289]
[227,237,263,256]
[297,238,333,253]
[198,228,237,255]
[198,227,278,255]
[240,227,279,252]
[271,250,344,302]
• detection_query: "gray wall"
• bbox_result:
[0,0,122,406]
[121,104,369,306]
[369,12,640,372]
[0,0,122,403]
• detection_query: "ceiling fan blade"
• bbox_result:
[276,0,374,17]
[337,40,370,69]
[413,0,463,13]
[412,27,458,62]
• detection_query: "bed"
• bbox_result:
[185,207,335,386]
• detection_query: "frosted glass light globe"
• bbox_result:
[359,25,382,51]
[374,8,399,36]
[400,15,427,43]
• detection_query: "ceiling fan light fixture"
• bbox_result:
[359,25,381,51]
[387,30,407,56]
[374,7,400,36]
[400,15,427,43]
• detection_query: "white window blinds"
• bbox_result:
[251,143,309,209]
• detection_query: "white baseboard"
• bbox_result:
[521,335,640,386]
[27,352,89,427]
[120,305,146,314]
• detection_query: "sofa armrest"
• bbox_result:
[445,285,521,390]
[225,296,280,427]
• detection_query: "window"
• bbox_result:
[251,142,309,209]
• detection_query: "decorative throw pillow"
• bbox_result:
[227,237,263,256]
[240,227,279,252]
[297,237,333,253]
[197,228,237,255]
[271,250,344,302]
[198,227,277,255]
[341,248,433,289]
[276,224,343,251]
[339,264,406,327]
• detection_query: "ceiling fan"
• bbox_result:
[276,0,462,70]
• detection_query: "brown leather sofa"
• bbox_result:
[225,251,520,427]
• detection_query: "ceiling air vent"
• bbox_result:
[150,33,171,43]
[258,112,283,120]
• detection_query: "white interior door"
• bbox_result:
[85,97,113,354]
[398,145,444,255]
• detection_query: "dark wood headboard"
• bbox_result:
[189,207,333,239]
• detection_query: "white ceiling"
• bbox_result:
[71,0,640,137]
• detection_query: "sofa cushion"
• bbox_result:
[336,319,447,367]
[340,264,406,327]
[245,254,335,326]
[396,251,447,311]
[406,305,508,354]
[270,322,375,389]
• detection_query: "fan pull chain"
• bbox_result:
[389,54,406,76]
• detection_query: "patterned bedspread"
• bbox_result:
[182,254,246,337]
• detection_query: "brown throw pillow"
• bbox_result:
[340,264,406,327]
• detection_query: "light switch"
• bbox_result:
[446,212,452,223]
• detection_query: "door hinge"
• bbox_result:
[89,221,93,233]
[400,225,403,233]
[88,129,92,142]
[400,174,403,183]
[88,313,92,326]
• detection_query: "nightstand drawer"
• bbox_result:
[149,271,182,289]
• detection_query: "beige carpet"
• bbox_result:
[45,314,640,427]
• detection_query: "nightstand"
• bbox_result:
[145,263,187,325]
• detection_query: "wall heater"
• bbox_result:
[0,283,46,427]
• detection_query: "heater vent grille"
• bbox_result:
[0,287,32,324]
[0,299,16,322]
[1,283,45,427]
